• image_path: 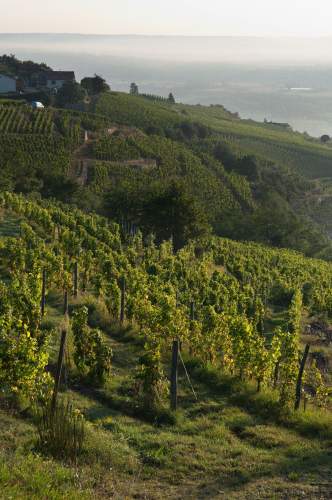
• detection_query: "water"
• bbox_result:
[2,34,332,137]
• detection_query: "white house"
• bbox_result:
[43,71,76,90]
[0,74,17,94]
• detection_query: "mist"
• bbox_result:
[2,33,332,64]
[2,34,332,136]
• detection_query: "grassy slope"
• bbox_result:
[1,325,331,499]
[95,93,332,179]
[0,207,331,498]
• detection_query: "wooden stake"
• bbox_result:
[170,340,179,411]
[51,330,67,415]
[73,262,78,298]
[41,269,46,317]
[295,344,310,411]
[273,360,280,389]
[189,301,195,356]
[190,301,195,322]
[120,276,126,324]
[63,290,69,316]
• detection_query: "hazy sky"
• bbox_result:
[1,0,332,36]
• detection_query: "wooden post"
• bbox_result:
[63,290,69,316]
[120,276,126,324]
[51,329,67,415]
[170,340,179,411]
[73,262,78,298]
[295,343,310,411]
[190,301,195,322]
[273,360,280,389]
[189,301,195,356]
[41,269,46,317]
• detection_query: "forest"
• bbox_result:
[0,65,331,498]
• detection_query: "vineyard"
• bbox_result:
[94,92,332,181]
[1,87,332,496]
[0,190,331,497]
[0,105,55,134]
[1,188,330,405]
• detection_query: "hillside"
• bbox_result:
[1,86,332,497]
[1,93,332,258]
[0,191,331,498]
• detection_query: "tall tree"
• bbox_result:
[81,74,110,95]
[130,82,139,96]
[168,92,175,104]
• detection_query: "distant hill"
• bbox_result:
[2,89,332,257]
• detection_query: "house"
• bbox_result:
[42,71,76,90]
[0,74,17,94]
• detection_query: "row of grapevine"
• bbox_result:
[0,106,55,134]
[0,192,330,414]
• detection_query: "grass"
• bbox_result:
[1,319,331,499]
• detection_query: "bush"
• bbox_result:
[72,306,112,385]
[36,400,85,461]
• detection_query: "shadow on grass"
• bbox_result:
[185,357,332,440]
[71,381,176,427]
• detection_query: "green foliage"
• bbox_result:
[55,81,86,108]
[36,400,85,460]
[72,306,112,385]
[81,75,110,95]
[0,314,51,401]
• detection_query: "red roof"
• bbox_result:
[45,71,75,81]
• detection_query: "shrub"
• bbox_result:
[72,306,112,385]
[36,400,85,461]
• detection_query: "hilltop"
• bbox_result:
[1,87,332,257]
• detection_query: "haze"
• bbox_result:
[1,0,332,38]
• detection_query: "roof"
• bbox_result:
[0,73,16,81]
[45,71,75,81]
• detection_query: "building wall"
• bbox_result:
[0,75,16,94]
[46,79,67,90]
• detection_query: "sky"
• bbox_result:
[1,0,332,37]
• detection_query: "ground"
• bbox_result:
[1,321,331,499]
[0,214,331,499]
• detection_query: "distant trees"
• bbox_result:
[168,93,175,104]
[0,54,51,79]
[81,75,110,95]
[320,134,330,144]
[105,181,210,250]
[141,182,210,249]
[130,83,139,96]
[55,81,86,107]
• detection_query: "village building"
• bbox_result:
[42,71,76,90]
[0,74,17,94]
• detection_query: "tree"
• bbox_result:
[320,134,330,144]
[55,81,86,107]
[168,92,175,104]
[130,82,139,96]
[141,182,210,250]
[81,74,110,95]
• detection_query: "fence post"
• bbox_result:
[73,262,78,298]
[295,343,310,410]
[63,290,69,316]
[189,301,195,356]
[41,268,46,317]
[273,360,280,389]
[170,340,179,411]
[120,276,126,324]
[51,329,67,415]
[190,301,195,322]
